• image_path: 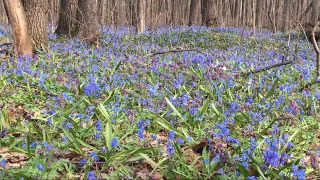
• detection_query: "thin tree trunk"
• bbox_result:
[22,0,48,51]
[188,0,200,26]
[256,0,262,29]
[311,0,320,24]
[201,0,207,26]
[55,0,78,37]
[73,0,100,43]
[206,0,215,27]
[282,0,290,32]
[137,0,146,33]
[3,0,33,57]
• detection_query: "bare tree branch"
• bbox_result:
[238,60,293,77]
[145,49,204,57]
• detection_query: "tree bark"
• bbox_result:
[206,0,215,28]
[22,0,48,51]
[282,0,290,32]
[3,0,33,57]
[201,0,207,26]
[73,0,100,43]
[55,0,78,37]
[188,0,200,26]
[137,0,146,33]
[311,0,320,24]
[256,0,262,29]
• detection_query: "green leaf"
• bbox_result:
[62,128,83,154]
[165,97,187,123]
[105,122,112,150]
[237,164,249,178]
[139,153,157,168]
[152,158,168,173]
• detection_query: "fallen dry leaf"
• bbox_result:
[151,171,162,180]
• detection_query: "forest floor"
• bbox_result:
[0,25,319,179]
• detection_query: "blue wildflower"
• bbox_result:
[36,163,44,171]
[177,138,184,144]
[78,159,87,167]
[247,176,257,180]
[111,138,118,148]
[95,133,101,139]
[168,130,175,140]
[0,159,6,167]
[101,147,108,153]
[90,152,99,162]
[46,118,53,125]
[151,134,157,140]
[166,142,175,156]
[95,120,102,131]
[203,159,209,165]
[88,171,97,180]
[263,149,280,167]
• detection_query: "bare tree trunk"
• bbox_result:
[188,0,200,26]
[3,0,33,57]
[137,0,146,33]
[55,0,78,37]
[73,0,100,43]
[206,0,215,27]
[201,0,207,26]
[100,0,107,25]
[252,0,256,32]
[311,0,320,24]
[128,0,137,27]
[256,0,262,29]
[22,0,48,51]
[282,0,290,32]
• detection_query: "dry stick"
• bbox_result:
[238,60,293,77]
[0,43,12,54]
[0,42,12,47]
[145,49,205,57]
[290,12,311,51]
[300,21,320,91]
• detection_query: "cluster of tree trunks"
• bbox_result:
[2,0,320,57]
[1,0,320,31]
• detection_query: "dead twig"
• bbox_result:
[300,21,320,91]
[238,60,294,77]
[0,42,12,48]
[299,78,320,91]
[145,49,204,57]
[311,21,320,77]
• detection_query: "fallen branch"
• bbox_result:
[299,78,320,91]
[145,49,204,57]
[0,42,12,54]
[0,42,12,48]
[238,60,293,77]
[0,49,11,54]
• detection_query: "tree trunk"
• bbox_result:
[55,0,78,37]
[201,0,207,26]
[282,0,290,32]
[137,0,146,33]
[73,0,100,43]
[188,0,200,26]
[256,0,262,29]
[128,0,137,27]
[311,0,320,24]
[22,0,48,51]
[206,0,215,27]
[101,0,107,25]
[3,0,33,57]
